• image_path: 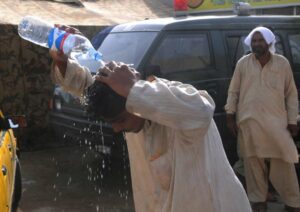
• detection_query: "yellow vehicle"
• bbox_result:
[0,110,22,212]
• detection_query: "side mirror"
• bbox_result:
[0,115,27,130]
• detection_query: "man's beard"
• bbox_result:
[252,46,268,57]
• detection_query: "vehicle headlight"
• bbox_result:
[54,99,62,111]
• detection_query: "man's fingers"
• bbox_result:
[95,75,108,84]
[107,61,118,70]
[54,24,82,35]
[119,64,137,73]
[95,66,112,84]
[100,66,113,76]
[95,75,104,83]
[114,66,124,73]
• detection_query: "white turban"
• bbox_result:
[244,26,276,54]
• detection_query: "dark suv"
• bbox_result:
[49,14,300,166]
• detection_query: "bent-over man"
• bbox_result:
[49,27,251,212]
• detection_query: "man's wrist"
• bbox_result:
[55,60,67,78]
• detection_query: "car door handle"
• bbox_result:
[2,165,7,176]
[7,144,12,152]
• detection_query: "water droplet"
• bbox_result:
[67,177,72,185]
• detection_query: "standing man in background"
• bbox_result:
[225,26,300,212]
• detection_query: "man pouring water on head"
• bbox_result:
[49,25,252,212]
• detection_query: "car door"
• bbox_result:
[142,30,240,164]
[0,112,16,211]
[285,31,300,106]
[283,30,300,154]
[0,132,11,211]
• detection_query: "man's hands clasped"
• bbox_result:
[96,61,141,98]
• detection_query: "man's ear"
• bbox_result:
[146,75,156,82]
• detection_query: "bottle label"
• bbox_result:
[55,32,71,54]
[47,27,72,53]
[48,27,66,51]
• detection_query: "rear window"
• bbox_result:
[226,34,283,71]
[226,36,251,70]
[149,33,211,75]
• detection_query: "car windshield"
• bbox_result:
[98,32,158,69]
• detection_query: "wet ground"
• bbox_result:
[16,144,134,212]
[15,142,290,212]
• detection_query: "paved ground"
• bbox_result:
[15,141,290,212]
[17,144,134,212]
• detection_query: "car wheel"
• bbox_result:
[11,158,22,212]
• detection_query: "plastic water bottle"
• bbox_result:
[18,16,104,73]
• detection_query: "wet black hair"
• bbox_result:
[85,80,126,121]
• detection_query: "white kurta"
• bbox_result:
[125,79,251,212]
[52,60,252,212]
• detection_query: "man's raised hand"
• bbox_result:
[95,62,140,98]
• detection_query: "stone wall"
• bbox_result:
[0,24,104,149]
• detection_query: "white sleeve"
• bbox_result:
[51,58,94,97]
[126,78,215,130]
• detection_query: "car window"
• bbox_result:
[275,35,284,55]
[92,25,115,49]
[98,32,157,69]
[226,34,283,71]
[289,34,300,66]
[149,33,211,75]
[226,36,250,70]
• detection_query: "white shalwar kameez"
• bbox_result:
[225,26,300,207]
[52,59,252,212]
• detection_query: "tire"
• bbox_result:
[11,158,22,212]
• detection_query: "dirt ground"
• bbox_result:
[16,143,134,212]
